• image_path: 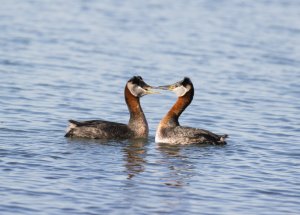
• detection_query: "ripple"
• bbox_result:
[0,0,300,214]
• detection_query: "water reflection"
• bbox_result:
[157,143,182,157]
[157,143,195,187]
[123,138,148,179]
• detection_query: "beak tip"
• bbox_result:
[157,86,173,90]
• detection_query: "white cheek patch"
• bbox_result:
[173,86,189,97]
[127,83,145,97]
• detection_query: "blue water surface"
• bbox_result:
[1,0,300,214]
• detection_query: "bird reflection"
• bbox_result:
[157,143,182,157]
[123,138,148,179]
[157,143,195,187]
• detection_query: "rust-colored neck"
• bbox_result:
[160,87,194,128]
[124,85,148,137]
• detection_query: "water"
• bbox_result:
[1,0,300,214]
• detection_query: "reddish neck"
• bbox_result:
[160,87,194,127]
[124,86,148,136]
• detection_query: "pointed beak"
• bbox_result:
[154,84,177,91]
[143,85,160,94]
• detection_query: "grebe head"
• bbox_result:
[127,76,158,97]
[157,77,193,97]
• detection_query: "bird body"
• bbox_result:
[155,77,227,145]
[65,76,156,139]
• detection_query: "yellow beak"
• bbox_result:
[155,84,176,91]
[144,86,160,94]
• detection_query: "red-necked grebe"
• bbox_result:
[65,76,157,139]
[155,77,228,145]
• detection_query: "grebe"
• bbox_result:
[65,76,157,139]
[155,77,228,145]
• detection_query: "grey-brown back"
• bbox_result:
[65,120,133,139]
[160,126,227,145]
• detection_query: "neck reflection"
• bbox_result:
[123,138,148,179]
